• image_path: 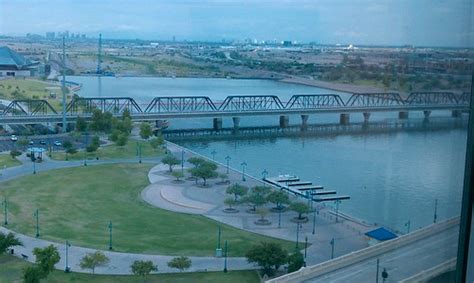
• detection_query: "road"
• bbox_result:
[305,225,459,282]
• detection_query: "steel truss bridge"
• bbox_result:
[0,92,469,125]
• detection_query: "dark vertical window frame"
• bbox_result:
[456,71,474,283]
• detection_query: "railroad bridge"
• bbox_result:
[0,92,469,130]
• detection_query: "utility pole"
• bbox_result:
[108,221,113,250]
[34,209,40,238]
[434,199,438,223]
[96,33,102,74]
[330,238,335,259]
[2,197,7,225]
[61,36,67,133]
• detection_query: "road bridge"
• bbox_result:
[267,217,460,283]
[0,92,469,127]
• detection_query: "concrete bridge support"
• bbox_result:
[213,118,223,131]
[279,115,289,128]
[340,113,350,125]
[363,112,371,123]
[452,110,462,118]
[232,117,241,129]
[399,111,409,119]
[423,111,432,119]
[301,114,309,129]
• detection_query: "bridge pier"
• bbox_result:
[232,117,240,129]
[362,112,371,123]
[399,111,409,119]
[301,115,309,130]
[423,111,432,118]
[213,118,223,131]
[339,113,350,125]
[452,110,462,118]
[279,115,289,128]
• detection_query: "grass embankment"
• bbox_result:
[0,154,21,169]
[49,139,164,161]
[0,254,259,283]
[0,164,295,256]
[0,78,69,110]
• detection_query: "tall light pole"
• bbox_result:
[334,200,341,223]
[211,150,217,160]
[61,36,67,133]
[2,197,7,225]
[295,223,301,249]
[181,150,185,174]
[217,226,221,250]
[34,208,39,238]
[138,143,142,164]
[223,240,228,273]
[33,156,36,174]
[240,161,247,182]
[312,206,317,235]
[278,207,282,228]
[304,237,308,267]
[405,220,411,234]
[108,221,113,250]
[330,238,335,259]
[433,199,438,223]
[225,156,231,174]
[376,258,380,283]
[65,240,71,272]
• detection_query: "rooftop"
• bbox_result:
[365,227,398,241]
[0,46,37,69]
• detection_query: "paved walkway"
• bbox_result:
[0,139,373,275]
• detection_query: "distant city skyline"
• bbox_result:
[0,0,473,47]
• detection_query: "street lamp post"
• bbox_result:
[225,156,231,174]
[65,240,71,272]
[240,162,247,182]
[381,268,389,283]
[295,223,301,249]
[83,150,87,166]
[376,258,380,283]
[2,197,7,225]
[261,169,268,180]
[434,199,438,223]
[34,209,39,238]
[211,150,217,160]
[138,143,142,163]
[330,238,335,259]
[334,200,341,223]
[33,157,36,174]
[217,226,221,250]
[223,240,228,273]
[278,208,282,228]
[108,221,113,250]
[181,150,185,174]
[304,237,308,267]
[405,220,411,234]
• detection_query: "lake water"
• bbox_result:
[71,76,468,232]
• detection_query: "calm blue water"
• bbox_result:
[71,76,467,232]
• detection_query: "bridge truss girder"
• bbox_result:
[66,97,142,114]
[145,96,217,113]
[1,100,57,116]
[406,92,459,105]
[346,93,405,107]
[285,94,345,109]
[219,95,284,111]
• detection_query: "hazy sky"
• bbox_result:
[0,0,473,47]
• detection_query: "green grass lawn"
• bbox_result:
[0,78,70,110]
[0,254,259,283]
[0,164,295,256]
[0,154,21,169]
[49,139,164,161]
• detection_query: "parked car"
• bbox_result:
[39,140,46,145]
[29,140,34,145]
[53,141,62,146]
[10,135,18,142]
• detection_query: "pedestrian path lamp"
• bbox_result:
[225,156,231,174]
[211,150,217,160]
[65,240,71,273]
[83,150,87,166]
[108,221,113,250]
[240,162,247,182]
[304,237,308,267]
[217,226,221,250]
[334,200,341,223]
[33,157,36,174]
[181,150,185,174]
[34,209,39,238]
[278,208,282,228]
[138,143,142,163]
[261,169,268,180]
[295,223,302,249]
[223,240,228,273]
[2,197,7,225]
[312,207,316,235]
[381,268,388,283]
[330,238,335,259]
[404,220,411,234]
[433,199,438,223]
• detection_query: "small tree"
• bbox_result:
[139,122,153,139]
[10,149,21,159]
[80,251,110,274]
[226,184,249,201]
[116,133,128,146]
[192,161,218,186]
[246,242,288,276]
[224,197,237,210]
[289,202,311,220]
[267,190,290,210]
[243,192,267,212]
[0,232,22,254]
[32,244,60,278]
[187,156,206,168]
[65,147,77,160]
[162,154,180,172]
[17,138,29,149]
[131,260,158,280]
[252,186,271,197]
[171,171,184,181]
[218,173,229,184]
[149,136,164,151]
[63,140,73,151]
[23,266,42,283]
[287,251,305,273]
[167,256,192,272]
[256,207,269,222]
[75,116,88,132]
